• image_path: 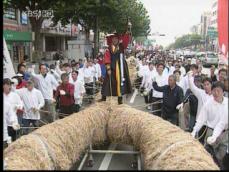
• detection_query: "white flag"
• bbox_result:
[3,38,16,79]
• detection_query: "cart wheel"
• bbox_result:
[131,161,137,169]
[87,160,94,167]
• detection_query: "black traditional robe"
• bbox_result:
[101,47,132,97]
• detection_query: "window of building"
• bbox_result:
[4,8,16,20]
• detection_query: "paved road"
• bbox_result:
[78,92,149,170]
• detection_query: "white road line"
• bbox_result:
[98,143,117,170]
[129,89,138,104]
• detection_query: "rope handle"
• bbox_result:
[195,126,208,140]
[152,140,193,169]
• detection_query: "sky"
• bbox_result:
[140,0,215,47]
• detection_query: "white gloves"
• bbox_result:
[143,90,148,96]
[191,131,197,138]
[207,136,217,145]
[176,103,184,111]
[12,122,20,130]
[60,90,66,95]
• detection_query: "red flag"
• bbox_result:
[218,0,228,59]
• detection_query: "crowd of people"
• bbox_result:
[3,48,228,169]
[134,49,228,169]
[3,55,107,146]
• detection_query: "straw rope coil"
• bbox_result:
[4,101,219,170]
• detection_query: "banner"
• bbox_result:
[218,0,228,59]
[3,38,16,79]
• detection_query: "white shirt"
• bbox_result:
[138,64,148,77]
[188,76,213,119]
[31,73,58,100]
[78,68,85,84]
[83,66,94,83]
[16,88,45,120]
[71,79,86,105]
[180,75,190,95]
[180,66,186,76]
[55,64,65,76]
[94,63,102,81]
[4,92,23,126]
[152,72,168,98]
[4,101,15,141]
[141,68,157,92]
[49,70,61,83]
[176,76,185,94]
[90,65,97,78]
[193,97,228,139]
[48,71,60,90]
[163,66,175,76]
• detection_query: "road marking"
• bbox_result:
[98,143,117,170]
[129,89,138,104]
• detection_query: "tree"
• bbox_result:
[168,34,202,49]
[52,0,151,57]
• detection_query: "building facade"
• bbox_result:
[200,11,212,37]
[3,8,33,65]
[209,0,218,52]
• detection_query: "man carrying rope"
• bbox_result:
[99,32,132,104]
[15,80,45,135]
[191,81,228,169]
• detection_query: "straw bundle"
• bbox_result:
[126,56,137,86]
[4,103,109,170]
[107,104,219,170]
[4,101,219,170]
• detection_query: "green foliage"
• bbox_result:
[168,34,202,49]
[52,0,151,37]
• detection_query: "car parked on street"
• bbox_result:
[196,52,206,62]
[202,52,218,67]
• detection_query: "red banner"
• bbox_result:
[218,0,228,59]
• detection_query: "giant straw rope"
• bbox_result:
[4,101,219,170]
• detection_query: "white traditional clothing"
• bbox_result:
[83,66,94,84]
[193,97,228,139]
[4,101,16,141]
[4,92,23,126]
[30,72,58,100]
[138,64,148,78]
[188,75,213,119]
[16,88,45,120]
[71,79,86,105]
[94,63,102,81]
[141,68,157,92]
[152,72,168,98]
